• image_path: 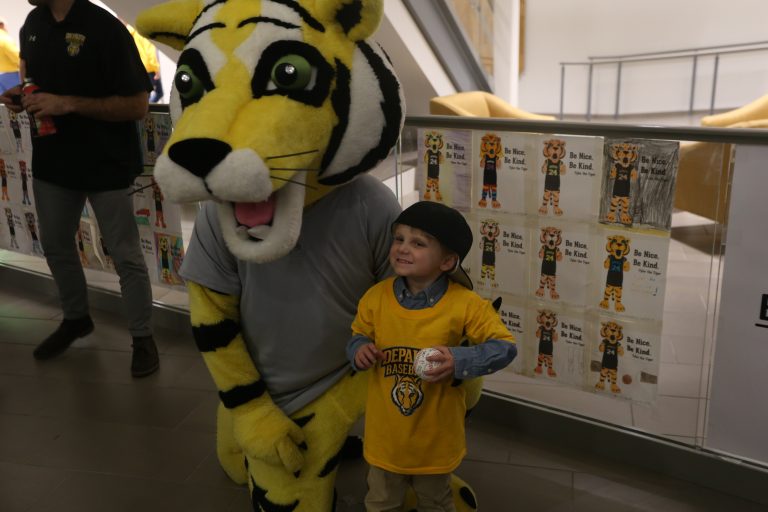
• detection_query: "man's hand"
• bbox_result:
[0,85,24,113]
[354,342,384,370]
[423,345,455,382]
[23,92,73,117]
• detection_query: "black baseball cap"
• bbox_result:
[392,201,473,289]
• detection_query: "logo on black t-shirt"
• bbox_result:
[65,33,86,57]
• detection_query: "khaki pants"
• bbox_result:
[365,465,455,512]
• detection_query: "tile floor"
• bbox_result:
[1,210,766,511]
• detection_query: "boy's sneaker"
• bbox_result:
[131,335,159,378]
[33,316,94,360]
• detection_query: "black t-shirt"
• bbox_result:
[20,0,151,191]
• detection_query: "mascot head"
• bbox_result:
[137,0,404,263]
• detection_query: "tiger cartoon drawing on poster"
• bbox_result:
[533,309,558,377]
[478,133,502,208]
[479,218,501,287]
[539,139,566,216]
[595,320,625,393]
[600,234,631,312]
[423,130,444,201]
[137,1,479,510]
[607,143,639,224]
[535,226,563,300]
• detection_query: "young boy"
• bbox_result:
[347,201,517,511]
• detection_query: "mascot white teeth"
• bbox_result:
[137,1,478,510]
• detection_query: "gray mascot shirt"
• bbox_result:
[180,175,400,414]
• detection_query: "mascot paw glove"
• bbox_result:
[232,404,306,474]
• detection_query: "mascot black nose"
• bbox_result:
[168,138,232,179]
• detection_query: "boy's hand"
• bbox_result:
[355,342,384,370]
[423,345,455,382]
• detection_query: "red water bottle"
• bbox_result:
[22,77,57,137]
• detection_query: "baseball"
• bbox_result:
[413,348,442,381]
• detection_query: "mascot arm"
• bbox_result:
[187,280,306,473]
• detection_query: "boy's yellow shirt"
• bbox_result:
[352,277,514,474]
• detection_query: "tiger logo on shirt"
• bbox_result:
[382,346,424,416]
[391,374,424,416]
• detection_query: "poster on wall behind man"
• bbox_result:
[0,106,186,290]
[0,108,38,259]
[0,109,16,154]
[141,112,173,169]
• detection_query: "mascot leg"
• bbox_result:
[245,371,368,511]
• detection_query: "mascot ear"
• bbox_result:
[315,0,384,42]
[136,0,204,51]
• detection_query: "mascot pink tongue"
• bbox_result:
[235,196,276,227]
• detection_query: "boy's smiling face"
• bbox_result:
[390,224,457,292]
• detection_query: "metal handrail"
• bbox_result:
[587,40,768,61]
[587,41,768,60]
[559,41,768,121]
[405,115,768,145]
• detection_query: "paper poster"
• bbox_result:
[520,305,588,388]
[529,221,593,307]
[0,110,14,154]
[4,157,34,207]
[588,316,660,402]
[593,227,669,320]
[141,112,173,168]
[471,214,529,297]
[599,139,679,231]
[472,131,537,215]
[1,205,22,250]
[22,209,44,256]
[496,295,527,375]
[96,234,115,272]
[131,176,180,230]
[417,129,472,210]
[0,106,187,290]
[7,110,32,155]
[76,219,102,270]
[154,232,185,286]
[442,128,679,405]
[533,134,604,220]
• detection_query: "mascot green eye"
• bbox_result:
[175,65,206,103]
[270,55,312,91]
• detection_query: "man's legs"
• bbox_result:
[88,187,158,377]
[32,179,94,359]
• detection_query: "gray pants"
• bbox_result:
[33,178,153,337]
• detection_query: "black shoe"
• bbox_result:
[131,335,159,378]
[33,316,94,360]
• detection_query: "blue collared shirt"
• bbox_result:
[346,275,517,378]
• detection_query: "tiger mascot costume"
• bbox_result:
[137,1,479,510]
